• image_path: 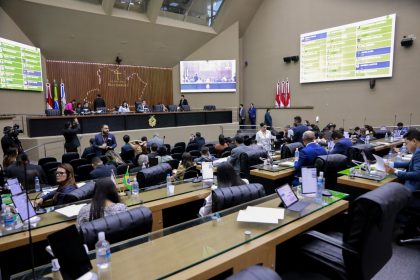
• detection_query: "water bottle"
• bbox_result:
[34,176,41,192]
[0,203,6,227]
[3,207,15,231]
[142,162,147,169]
[166,173,174,196]
[396,152,402,162]
[400,143,407,155]
[384,132,389,141]
[131,178,139,196]
[317,172,325,204]
[365,134,370,144]
[294,148,299,161]
[390,131,394,142]
[96,232,111,274]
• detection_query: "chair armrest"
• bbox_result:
[304,230,358,256]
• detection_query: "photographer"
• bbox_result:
[1,125,23,155]
[62,118,80,153]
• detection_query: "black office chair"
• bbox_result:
[153,104,164,112]
[168,105,177,112]
[164,144,171,154]
[62,181,96,203]
[296,183,410,280]
[42,161,60,174]
[227,265,282,280]
[45,109,61,116]
[149,157,159,167]
[120,149,135,164]
[350,144,375,162]
[314,154,348,189]
[70,158,89,172]
[181,105,190,111]
[79,206,153,250]
[82,153,97,162]
[238,150,266,179]
[136,163,172,189]
[62,152,80,164]
[398,190,420,245]
[76,164,93,182]
[47,167,58,186]
[221,150,231,158]
[171,146,184,155]
[212,183,266,213]
[116,164,130,175]
[203,105,216,110]
[38,157,57,167]
[189,150,201,158]
[174,142,186,151]
[280,142,303,159]
[186,143,199,152]
[171,153,182,161]
[168,159,179,170]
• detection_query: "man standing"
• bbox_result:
[62,118,80,153]
[264,109,273,128]
[238,104,246,129]
[94,124,117,156]
[292,116,308,143]
[248,103,256,129]
[93,94,106,111]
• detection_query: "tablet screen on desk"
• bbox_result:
[12,193,36,221]
[275,184,299,208]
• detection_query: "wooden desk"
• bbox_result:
[0,184,211,252]
[250,167,294,181]
[372,139,404,152]
[337,175,397,191]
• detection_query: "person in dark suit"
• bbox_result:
[264,109,273,128]
[62,118,80,153]
[394,122,409,138]
[6,153,47,187]
[120,135,134,157]
[148,143,159,159]
[94,124,117,156]
[89,157,117,179]
[81,138,96,158]
[329,131,353,156]
[294,131,327,176]
[238,104,246,129]
[194,147,215,163]
[189,132,205,148]
[385,129,420,191]
[229,135,253,174]
[147,133,164,148]
[179,94,188,107]
[292,116,309,143]
[93,94,106,111]
[248,103,256,129]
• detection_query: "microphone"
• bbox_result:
[163,136,166,145]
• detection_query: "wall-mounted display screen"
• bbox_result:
[0,37,43,91]
[300,14,396,83]
[180,60,236,93]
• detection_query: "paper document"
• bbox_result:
[402,154,413,161]
[201,162,214,180]
[213,157,228,166]
[76,182,86,188]
[302,168,317,194]
[373,154,385,172]
[237,210,278,224]
[55,204,87,217]
[279,161,294,167]
[246,206,285,220]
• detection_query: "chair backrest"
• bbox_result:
[183,166,199,180]
[239,150,266,178]
[79,206,153,250]
[70,158,89,171]
[83,153,97,162]
[226,265,282,280]
[136,163,172,189]
[212,183,266,213]
[171,153,182,161]
[171,146,184,154]
[174,142,186,150]
[350,144,375,162]
[76,164,94,182]
[181,105,190,111]
[221,150,231,158]
[168,159,179,170]
[189,150,201,158]
[47,167,58,186]
[45,109,61,116]
[62,152,80,164]
[164,144,171,153]
[149,157,159,167]
[203,105,216,110]
[186,143,199,152]
[116,164,131,175]
[168,105,177,112]
[314,154,348,188]
[281,142,303,159]
[38,157,57,167]
[120,149,135,163]
[343,183,411,280]
[62,181,96,203]
[42,161,60,174]
[153,104,163,112]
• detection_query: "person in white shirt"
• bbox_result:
[256,122,272,152]
[118,101,130,113]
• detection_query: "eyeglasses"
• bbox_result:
[55,171,66,176]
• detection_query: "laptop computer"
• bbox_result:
[276,184,310,212]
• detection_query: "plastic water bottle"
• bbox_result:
[294,148,299,161]
[96,232,111,275]
[142,162,147,169]
[400,143,408,155]
[34,176,41,192]
[365,134,370,144]
[0,203,6,227]
[131,178,139,196]
[384,132,389,141]
[317,172,325,204]
[166,174,174,196]
[3,207,15,231]
[396,152,402,162]
[390,132,394,142]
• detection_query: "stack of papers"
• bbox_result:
[55,204,87,217]
[279,161,294,167]
[237,206,284,224]
[402,154,413,161]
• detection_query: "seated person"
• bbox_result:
[156,146,173,164]
[194,147,215,163]
[90,157,117,179]
[394,122,409,138]
[172,152,195,181]
[120,135,134,158]
[118,101,130,113]
[137,154,149,168]
[189,132,205,149]
[329,131,353,156]
[6,153,47,186]
[74,103,83,114]
[229,135,252,174]
[82,101,91,114]
[76,178,128,226]
[385,129,420,191]
[199,162,248,217]
[81,138,96,158]
[35,164,77,207]
[294,131,327,182]
[214,134,228,157]
[148,143,159,159]
[3,147,18,169]
[364,124,376,138]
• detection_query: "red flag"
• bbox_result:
[280,81,286,107]
[284,79,291,107]
[275,81,281,107]
[45,81,53,109]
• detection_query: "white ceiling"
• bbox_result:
[1,0,263,67]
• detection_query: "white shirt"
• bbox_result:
[256,129,272,151]
[118,106,130,113]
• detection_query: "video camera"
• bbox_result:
[4,124,23,138]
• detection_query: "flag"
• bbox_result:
[275,81,281,108]
[110,169,117,187]
[53,80,59,110]
[60,81,67,115]
[45,81,53,109]
[122,166,132,191]
[280,80,286,108]
[284,79,291,107]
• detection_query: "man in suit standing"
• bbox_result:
[62,118,80,153]
[294,131,327,176]
[229,135,252,174]
[239,104,246,129]
[94,124,117,156]
[292,116,308,143]
[385,129,420,191]
[93,94,106,111]
[329,131,353,156]
[248,103,256,129]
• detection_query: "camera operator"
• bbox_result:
[62,118,80,153]
[1,125,24,155]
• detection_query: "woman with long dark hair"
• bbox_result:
[173,152,195,181]
[77,178,128,226]
[35,163,77,206]
[198,162,248,217]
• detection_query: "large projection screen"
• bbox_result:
[300,14,396,83]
